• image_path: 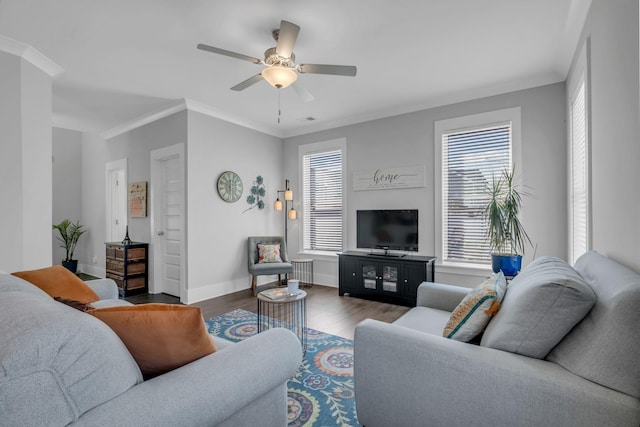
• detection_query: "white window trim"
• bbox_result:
[298,138,347,259]
[567,38,591,265]
[434,107,522,270]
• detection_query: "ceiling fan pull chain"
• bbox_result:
[278,88,281,124]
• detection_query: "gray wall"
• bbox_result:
[79,131,108,275]
[284,82,567,286]
[58,0,640,295]
[52,128,83,265]
[0,52,24,271]
[105,111,188,245]
[75,108,285,302]
[0,51,53,271]
[78,111,187,281]
[186,110,283,301]
[574,0,640,272]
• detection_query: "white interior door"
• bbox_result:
[151,144,184,299]
[105,159,127,242]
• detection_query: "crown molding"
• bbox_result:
[183,98,281,138]
[0,35,63,77]
[100,101,187,140]
[280,74,563,138]
[100,98,283,140]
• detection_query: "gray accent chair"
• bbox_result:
[354,251,640,427]
[0,272,302,427]
[247,236,293,296]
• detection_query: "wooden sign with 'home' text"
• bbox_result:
[353,165,425,191]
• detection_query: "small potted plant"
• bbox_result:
[484,165,532,276]
[53,219,86,273]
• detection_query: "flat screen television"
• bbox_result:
[357,209,419,253]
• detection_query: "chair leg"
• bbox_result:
[252,275,257,296]
[278,274,282,286]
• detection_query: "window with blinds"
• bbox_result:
[442,124,512,265]
[569,78,588,264]
[302,149,343,252]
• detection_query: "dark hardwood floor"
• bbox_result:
[125,284,409,340]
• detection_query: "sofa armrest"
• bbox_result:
[85,278,119,300]
[354,319,640,427]
[415,281,471,311]
[75,328,302,427]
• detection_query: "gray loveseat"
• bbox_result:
[354,251,640,427]
[0,272,302,427]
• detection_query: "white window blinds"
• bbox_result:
[442,124,512,265]
[569,79,588,264]
[302,149,343,252]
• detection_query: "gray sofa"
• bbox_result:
[0,272,302,427]
[354,251,640,427]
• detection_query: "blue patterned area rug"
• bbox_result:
[206,308,362,427]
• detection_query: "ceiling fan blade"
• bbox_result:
[275,20,300,58]
[298,64,357,77]
[231,74,264,91]
[197,43,262,64]
[292,81,315,103]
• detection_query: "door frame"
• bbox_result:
[150,143,186,302]
[105,158,127,243]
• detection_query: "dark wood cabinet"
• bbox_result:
[105,242,148,297]
[338,251,435,306]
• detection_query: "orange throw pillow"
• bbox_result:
[88,304,216,378]
[12,265,99,303]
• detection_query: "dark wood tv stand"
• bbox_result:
[338,251,436,307]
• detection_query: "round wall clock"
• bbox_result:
[217,171,243,203]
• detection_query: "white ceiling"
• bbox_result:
[0,0,590,138]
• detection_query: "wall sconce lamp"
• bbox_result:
[274,179,297,245]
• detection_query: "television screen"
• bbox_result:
[357,210,418,252]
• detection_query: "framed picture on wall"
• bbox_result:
[128,181,147,217]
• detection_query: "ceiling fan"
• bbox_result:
[197,20,357,102]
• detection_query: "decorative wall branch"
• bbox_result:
[244,175,266,213]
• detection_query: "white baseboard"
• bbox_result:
[80,263,105,278]
[185,275,267,304]
[310,272,337,288]
[183,272,337,304]
[81,267,339,304]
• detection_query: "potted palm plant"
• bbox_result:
[53,219,86,273]
[484,165,532,276]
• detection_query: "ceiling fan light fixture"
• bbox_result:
[262,65,297,89]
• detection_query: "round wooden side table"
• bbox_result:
[257,289,307,353]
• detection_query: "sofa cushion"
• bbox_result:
[393,306,452,335]
[0,289,142,426]
[547,251,640,398]
[480,256,596,359]
[258,243,283,263]
[250,262,294,275]
[443,272,507,342]
[89,303,217,378]
[12,265,99,303]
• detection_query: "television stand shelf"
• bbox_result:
[338,251,436,307]
[365,252,406,258]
